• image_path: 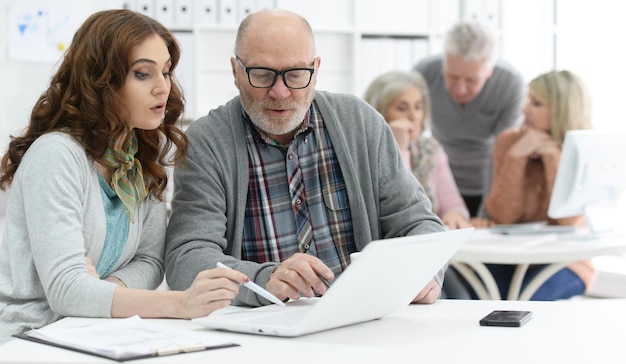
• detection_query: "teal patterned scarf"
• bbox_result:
[102,131,147,222]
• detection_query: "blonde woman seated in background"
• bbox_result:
[483,70,595,300]
[364,71,471,229]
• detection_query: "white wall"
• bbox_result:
[0,0,118,147]
[556,0,626,132]
[1,0,625,149]
[0,0,55,147]
[499,0,555,83]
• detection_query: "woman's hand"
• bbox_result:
[180,267,248,319]
[388,119,420,151]
[84,257,99,279]
[470,217,494,228]
[509,128,559,160]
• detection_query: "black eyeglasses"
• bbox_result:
[235,55,315,89]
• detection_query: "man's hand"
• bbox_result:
[411,278,441,304]
[442,211,472,229]
[266,253,334,302]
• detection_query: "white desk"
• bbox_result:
[0,299,625,363]
[451,229,626,300]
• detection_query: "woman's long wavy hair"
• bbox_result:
[0,9,188,200]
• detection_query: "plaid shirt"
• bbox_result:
[241,102,355,275]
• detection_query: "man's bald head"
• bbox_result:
[234,9,315,59]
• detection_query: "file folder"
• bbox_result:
[257,0,275,11]
[155,0,174,27]
[197,0,218,26]
[219,0,238,26]
[239,0,257,20]
[122,0,137,11]
[136,0,155,18]
[174,0,194,26]
[14,316,238,362]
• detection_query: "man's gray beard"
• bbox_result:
[249,108,306,136]
[245,100,311,137]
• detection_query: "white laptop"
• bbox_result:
[193,227,474,337]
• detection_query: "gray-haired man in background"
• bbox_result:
[414,20,525,223]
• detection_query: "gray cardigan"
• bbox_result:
[0,132,166,343]
[165,91,445,306]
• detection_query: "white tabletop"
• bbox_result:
[452,228,626,264]
[1,298,625,364]
[449,229,626,300]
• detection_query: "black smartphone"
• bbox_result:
[479,310,532,327]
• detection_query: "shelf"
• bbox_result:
[361,34,430,40]
[148,0,463,121]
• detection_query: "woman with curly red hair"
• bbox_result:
[0,9,247,344]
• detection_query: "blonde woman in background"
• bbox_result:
[483,70,595,300]
[364,70,471,229]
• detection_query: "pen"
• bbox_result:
[319,276,331,288]
[217,262,285,306]
[315,275,331,297]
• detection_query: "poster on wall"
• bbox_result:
[8,1,96,64]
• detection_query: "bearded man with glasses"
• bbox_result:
[165,9,446,307]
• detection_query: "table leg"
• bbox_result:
[451,262,501,300]
[508,264,529,300]
[517,263,569,301]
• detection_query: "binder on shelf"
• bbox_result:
[197,0,218,27]
[257,0,275,11]
[155,0,174,28]
[14,316,238,362]
[136,0,155,18]
[218,0,239,26]
[239,0,257,21]
[174,0,194,27]
[122,0,137,11]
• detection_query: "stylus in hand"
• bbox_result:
[217,262,285,306]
